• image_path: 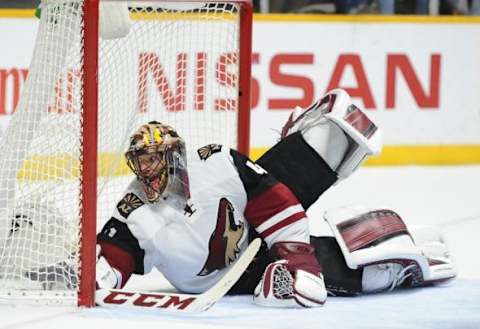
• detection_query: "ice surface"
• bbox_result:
[1,166,479,329]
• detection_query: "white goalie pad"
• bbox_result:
[321,89,382,179]
[281,89,382,180]
[323,205,456,287]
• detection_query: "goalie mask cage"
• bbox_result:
[0,0,252,307]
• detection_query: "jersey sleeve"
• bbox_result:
[229,149,310,248]
[96,180,149,284]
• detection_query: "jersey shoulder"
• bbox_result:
[196,143,225,161]
[188,144,239,189]
[190,143,237,173]
[112,179,148,222]
[193,143,243,166]
[192,144,278,201]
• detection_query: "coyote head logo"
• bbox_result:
[198,198,244,276]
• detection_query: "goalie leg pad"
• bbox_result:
[257,132,337,210]
[281,89,383,180]
[323,205,456,293]
[336,208,410,253]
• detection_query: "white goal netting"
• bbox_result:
[0,0,249,305]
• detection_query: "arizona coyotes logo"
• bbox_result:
[197,144,222,160]
[198,198,244,276]
[117,193,144,218]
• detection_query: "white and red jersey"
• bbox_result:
[98,144,309,293]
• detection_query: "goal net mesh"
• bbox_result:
[0,0,245,304]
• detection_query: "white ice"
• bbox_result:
[1,166,479,329]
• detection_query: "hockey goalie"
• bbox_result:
[96,89,456,308]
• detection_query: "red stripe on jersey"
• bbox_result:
[244,182,302,228]
[261,212,306,238]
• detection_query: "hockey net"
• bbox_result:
[0,0,251,306]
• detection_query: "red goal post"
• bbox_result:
[0,0,252,307]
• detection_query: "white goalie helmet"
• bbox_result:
[125,121,190,204]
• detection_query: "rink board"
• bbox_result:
[0,12,480,164]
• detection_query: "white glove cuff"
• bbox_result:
[96,256,123,289]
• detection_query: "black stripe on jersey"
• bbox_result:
[97,217,145,274]
[229,149,278,201]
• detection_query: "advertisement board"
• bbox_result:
[1,11,479,164]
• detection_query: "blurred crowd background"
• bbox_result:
[255,0,480,14]
[0,0,479,15]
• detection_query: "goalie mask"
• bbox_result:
[125,121,190,204]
